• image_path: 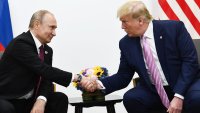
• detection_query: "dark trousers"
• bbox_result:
[123,79,200,113]
[0,92,68,113]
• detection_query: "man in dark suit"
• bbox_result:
[82,1,200,113]
[0,10,95,113]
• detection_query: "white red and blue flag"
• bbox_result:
[0,0,13,52]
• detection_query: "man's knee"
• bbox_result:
[45,92,68,113]
[54,92,68,103]
[184,91,200,112]
[123,90,146,113]
[123,91,138,105]
[0,99,15,113]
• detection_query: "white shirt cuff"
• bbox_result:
[97,80,105,89]
[174,93,184,100]
[37,96,47,102]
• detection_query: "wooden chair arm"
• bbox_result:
[132,77,140,87]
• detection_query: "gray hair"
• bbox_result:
[29,10,52,29]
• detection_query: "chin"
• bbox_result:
[128,34,132,37]
[45,40,51,44]
[47,38,53,43]
[128,33,139,38]
[128,34,135,37]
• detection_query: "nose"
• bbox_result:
[52,30,56,36]
[121,23,125,29]
[121,25,125,29]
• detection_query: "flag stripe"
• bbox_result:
[0,0,13,52]
[0,43,4,51]
[158,0,179,20]
[186,0,200,21]
[176,0,200,36]
[194,0,200,8]
[167,0,199,37]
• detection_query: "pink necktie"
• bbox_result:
[142,36,170,108]
[35,45,44,98]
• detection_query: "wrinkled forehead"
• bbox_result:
[42,13,57,27]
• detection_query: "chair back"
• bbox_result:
[193,39,200,64]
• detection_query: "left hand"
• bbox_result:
[30,99,46,113]
[167,96,183,113]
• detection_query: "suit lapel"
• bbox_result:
[25,31,38,54]
[131,37,154,90]
[135,38,148,75]
[152,20,170,82]
[43,45,52,65]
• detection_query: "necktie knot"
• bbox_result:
[39,45,44,51]
[142,35,148,44]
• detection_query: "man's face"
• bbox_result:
[120,14,142,37]
[36,13,57,44]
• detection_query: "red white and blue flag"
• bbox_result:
[0,0,13,52]
[144,0,200,39]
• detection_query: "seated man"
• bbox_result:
[0,10,95,113]
[81,1,200,113]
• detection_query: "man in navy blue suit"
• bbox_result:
[81,1,200,113]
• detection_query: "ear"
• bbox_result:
[34,20,40,29]
[138,16,145,25]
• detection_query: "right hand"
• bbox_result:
[80,75,98,92]
[167,96,183,113]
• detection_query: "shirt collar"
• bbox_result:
[30,31,43,53]
[143,21,154,39]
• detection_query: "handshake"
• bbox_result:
[72,66,108,92]
[73,74,102,92]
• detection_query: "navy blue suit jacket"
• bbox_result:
[101,20,199,97]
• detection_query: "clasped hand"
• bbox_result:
[79,75,99,92]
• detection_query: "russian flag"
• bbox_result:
[0,0,13,52]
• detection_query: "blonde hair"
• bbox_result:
[117,0,152,22]
[29,10,52,29]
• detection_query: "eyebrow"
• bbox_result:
[49,24,57,28]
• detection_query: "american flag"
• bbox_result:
[144,0,200,39]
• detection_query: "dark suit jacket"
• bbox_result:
[101,20,200,97]
[0,31,72,99]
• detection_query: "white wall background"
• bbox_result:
[8,0,153,113]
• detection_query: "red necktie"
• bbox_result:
[35,45,44,98]
[142,36,170,108]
